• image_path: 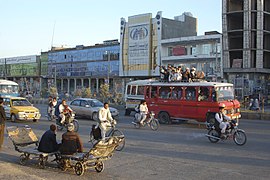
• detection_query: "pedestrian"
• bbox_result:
[0,97,7,150]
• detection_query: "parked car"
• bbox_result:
[2,97,41,122]
[69,98,119,121]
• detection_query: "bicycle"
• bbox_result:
[89,121,125,151]
[132,111,160,131]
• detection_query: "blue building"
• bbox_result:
[47,40,122,95]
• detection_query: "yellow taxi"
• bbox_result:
[3,97,41,122]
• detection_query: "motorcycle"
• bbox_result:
[56,112,79,132]
[205,119,247,146]
[132,111,160,131]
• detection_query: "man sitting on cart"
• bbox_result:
[59,124,83,155]
[38,124,59,153]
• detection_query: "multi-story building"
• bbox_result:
[119,12,197,79]
[0,55,41,94]
[161,31,222,81]
[222,0,270,99]
[47,40,122,95]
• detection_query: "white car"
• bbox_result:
[69,98,119,121]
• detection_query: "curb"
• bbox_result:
[241,111,270,120]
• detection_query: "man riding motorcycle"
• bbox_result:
[59,99,73,125]
[215,104,231,138]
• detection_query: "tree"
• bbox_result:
[99,83,110,102]
[49,87,58,97]
[74,88,82,97]
[82,87,92,98]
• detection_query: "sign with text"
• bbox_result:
[0,55,37,65]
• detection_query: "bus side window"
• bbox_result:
[131,86,136,95]
[186,87,196,101]
[171,87,178,99]
[198,87,210,101]
[126,85,131,95]
[212,89,217,102]
[151,86,158,98]
[178,87,182,99]
[159,86,170,99]
[145,86,150,98]
[137,86,144,95]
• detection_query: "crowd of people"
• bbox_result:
[160,65,205,82]
[35,98,117,155]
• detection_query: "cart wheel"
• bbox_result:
[19,154,28,165]
[75,162,85,176]
[38,155,48,169]
[59,159,68,171]
[95,161,104,173]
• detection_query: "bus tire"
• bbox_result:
[125,109,131,116]
[158,112,171,124]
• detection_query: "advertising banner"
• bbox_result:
[0,55,37,65]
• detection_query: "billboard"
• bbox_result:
[0,55,37,65]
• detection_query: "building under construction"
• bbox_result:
[222,0,270,101]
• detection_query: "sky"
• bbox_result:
[0,0,221,58]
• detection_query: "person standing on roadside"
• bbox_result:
[0,97,7,150]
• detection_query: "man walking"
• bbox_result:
[0,97,7,150]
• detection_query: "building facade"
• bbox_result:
[222,0,270,99]
[161,32,222,81]
[0,55,41,95]
[47,40,122,95]
[119,12,197,78]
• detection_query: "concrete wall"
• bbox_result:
[161,16,197,40]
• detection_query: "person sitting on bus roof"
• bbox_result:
[182,68,191,82]
[169,70,176,82]
[215,104,231,138]
[190,67,197,80]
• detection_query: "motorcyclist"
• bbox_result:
[215,104,231,138]
[48,97,57,119]
[98,102,116,141]
[59,99,73,125]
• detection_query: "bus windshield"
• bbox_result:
[217,86,234,101]
[0,80,19,97]
[0,85,19,94]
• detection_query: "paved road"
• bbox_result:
[0,104,269,180]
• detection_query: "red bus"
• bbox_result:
[125,79,241,124]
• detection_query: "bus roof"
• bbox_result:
[0,79,19,86]
[126,79,234,87]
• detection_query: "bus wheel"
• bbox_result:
[158,112,171,124]
[125,109,131,116]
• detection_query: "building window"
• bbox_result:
[168,47,173,56]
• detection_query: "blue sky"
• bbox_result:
[0,0,221,58]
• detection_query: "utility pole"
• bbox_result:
[107,51,110,85]
[4,58,7,79]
